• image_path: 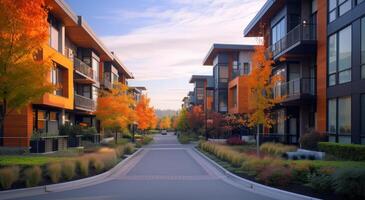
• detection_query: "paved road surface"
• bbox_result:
[18,133,273,200]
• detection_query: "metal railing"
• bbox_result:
[268,23,317,58]
[231,69,245,79]
[73,57,96,81]
[273,78,316,100]
[74,94,96,111]
[102,74,112,90]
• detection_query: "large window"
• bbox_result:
[219,66,228,83]
[328,0,351,23]
[48,14,60,51]
[361,94,365,143]
[362,17,365,79]
[328,96,351,143]
[243,63,250,75]
[196,88,204,100]
[328,25,352,86]
[271,18,286,46]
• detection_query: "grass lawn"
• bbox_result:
[0,156,66,166]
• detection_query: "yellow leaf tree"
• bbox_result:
[95,83,135,144]
[247,45,282,155]
[159,116,171,130]
[135,95,157,133]
[0,0,53,141]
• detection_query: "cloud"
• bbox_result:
[100,0,265,109]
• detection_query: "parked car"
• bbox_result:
[161,130,167,135]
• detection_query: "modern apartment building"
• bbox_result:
[203,44,255,114]
[128,86,147,103]
[189,75,214,111]
[2,0,134,147]
[244,0,365,144]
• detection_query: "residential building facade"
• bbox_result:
[1,0,134,147]
[189,75,214,111]
[244,0,365,144]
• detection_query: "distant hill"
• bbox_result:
[155,109,178,118]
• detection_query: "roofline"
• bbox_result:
[189,75,212,83]
[202,43,256,66]
[54,0,134,79]
[243,0,276,37]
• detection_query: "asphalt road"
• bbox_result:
[18,133,274,200]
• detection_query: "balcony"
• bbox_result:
[74,94,96,112]
[73,57,97,84]
[267,23,317,60]
[273,78,315,105]
[101,74,112,90]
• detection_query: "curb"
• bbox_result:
[193,148,321,200]
[0,148,143,200]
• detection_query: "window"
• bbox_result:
[361,94,365,143]
[327,96,351,143]
[92,57,99,81]
[48,14,60,51]
[50,63,65,96]
[328,0,352,23]
[37,110,47,133]
[196,88,204,100]
[219,66,228,83]
[271,18,286,46]
[243,63,250,75]
[362,17,365,79]
[328,25,352,86]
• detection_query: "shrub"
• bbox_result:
[318,142,365,161]
[332,168,365,199]
[114,145,125,158]
[90,157,104,173]
[23,166,42,187]
[241,157,274,176]
[308,174,333,193]
[124,143,135,154]
[46,163,62,183]
[226,136,245,145]
[299,131,327,150]
[101,152,117,169]
[260,142,296,156]
[178,134,191,144]
[290,161,313,183]
[62,161,76,181]
[76,158,89,177]
[0,166,19,189]
[258,164,292,186]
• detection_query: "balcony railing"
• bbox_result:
[74,94,96,111]
[267,23,317,59]
[102,74,112,90]
[74,57,96,81]
[273,78,315,100]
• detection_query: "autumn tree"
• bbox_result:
[176,109,189,132]
[0,0,53,141]
[206,112,231,139]
[247,45,282,155]
[135,95,156,133]
[186,105,204,135]
[95,83,135,144]
[159,116,171,130]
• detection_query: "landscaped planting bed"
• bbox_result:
[198,141,365,200]
[0,143,136,190]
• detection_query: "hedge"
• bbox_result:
[318,142,365,161]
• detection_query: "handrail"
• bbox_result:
[74,94,96,111]
[273,78,316,99]
[73,57,97,81]
[267,23,317,58]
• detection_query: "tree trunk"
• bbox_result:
[115,130,118,145]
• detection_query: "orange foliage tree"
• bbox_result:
[247,45,282,155]
[135,95,157,133]
[159,116,171,130]
[0,0,53,138]
[95,83,135,143]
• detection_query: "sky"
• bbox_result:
[65,0,266,110]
